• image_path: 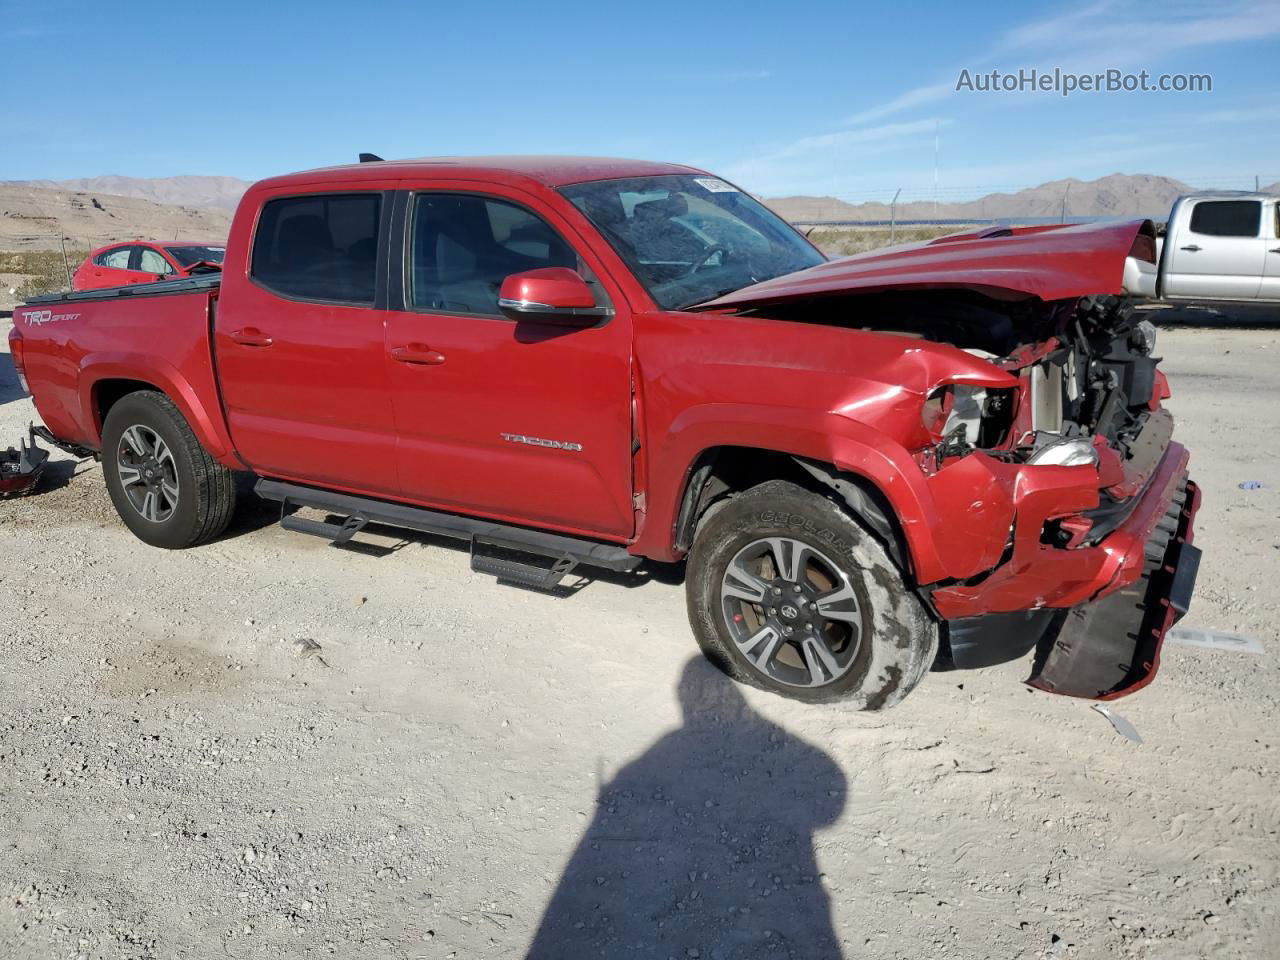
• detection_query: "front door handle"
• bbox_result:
[1270,247,1280,253]
[1179,244,1202,252]
[391,344,447,365]
[230,327,273,347]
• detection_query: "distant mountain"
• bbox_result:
[0,175,251,211]
[765,173,1243,223]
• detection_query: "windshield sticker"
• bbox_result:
[693,177,739,193]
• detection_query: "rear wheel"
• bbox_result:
[102,391,236,548]
[686,479,938,707]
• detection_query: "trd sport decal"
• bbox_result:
[24,310,80,326]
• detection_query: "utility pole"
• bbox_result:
[890,187,902,243]
[58,234,72,289]
[1061,182,1071,224]
[933,120,940,223]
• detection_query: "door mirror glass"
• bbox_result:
[498,268,609,326]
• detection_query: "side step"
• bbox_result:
[469,538,578,589]
[256,479,641,581]
[280,512,368,545]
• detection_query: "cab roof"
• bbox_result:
[252,155,708,192]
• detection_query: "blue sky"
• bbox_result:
[3,0,1277,201]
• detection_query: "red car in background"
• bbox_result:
[72,240,225,291]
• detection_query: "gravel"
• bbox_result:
[1,320,1277,959]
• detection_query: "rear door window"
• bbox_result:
[408,193,578,315]
[97,247,133,269]
[1188,200,1261,237]
[251,193,382,304]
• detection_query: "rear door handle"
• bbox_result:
[1179,244,1202,252]
[230,327,273,347]
[391,344,446,365]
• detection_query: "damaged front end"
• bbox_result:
[898,294,1201,699]
[696,219,1197,699]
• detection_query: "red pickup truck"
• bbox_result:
[10,156,1201,708]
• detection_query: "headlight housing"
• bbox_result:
[1130,319,1157,356]
[1026,436,1098,467]
[922,384,1015,448]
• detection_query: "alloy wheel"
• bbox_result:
[719,536,864,688]
[115,424,180,523]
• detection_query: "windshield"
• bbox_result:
[560,175,824,309]
[165,245,226,268]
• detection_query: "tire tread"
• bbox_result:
[103,390,236,548]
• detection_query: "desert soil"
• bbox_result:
[0,315,1277,960]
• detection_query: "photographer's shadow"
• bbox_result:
[527,657,847,959]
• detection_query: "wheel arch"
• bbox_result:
[78,356,237,464]
[669,445,914,580]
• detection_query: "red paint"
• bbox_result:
[498,267,598,309]
[72,240,225,291]
[931,442,1191,618]
[698,219,1154,310]
[1150,368,1172,410]
[13,157,1197,677]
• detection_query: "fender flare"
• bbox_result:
[77,354,237,463]
[632,404,953,581]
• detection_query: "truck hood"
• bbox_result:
[694,218,1155,311]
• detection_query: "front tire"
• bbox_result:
[686,479,938,707]
[101,391,236,549]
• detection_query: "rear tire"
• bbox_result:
[685,479,938,707]
[101,391,236,549]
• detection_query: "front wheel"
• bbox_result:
[686,479,938,707]
[101,391,237,549]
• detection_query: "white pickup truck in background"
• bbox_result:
[1125,191,1280,303]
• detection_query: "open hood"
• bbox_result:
[693,219,1156,311]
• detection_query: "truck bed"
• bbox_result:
[13,276,233,463]
[24,274,222,305]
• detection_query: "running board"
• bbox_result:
[255,479,641,575]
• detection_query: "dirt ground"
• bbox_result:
[0,312,1277,960]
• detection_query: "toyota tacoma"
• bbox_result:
[10,156,1201,707]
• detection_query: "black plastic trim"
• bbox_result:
[23,274,221,305]
[256,478,641,573]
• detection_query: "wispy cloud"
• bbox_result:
[723,119,946,196]
[843,0,1280,127]
[1196,100,1279,125]
[718,1,1279,196]
[845,84,952,126]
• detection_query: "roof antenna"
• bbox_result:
[358,152,384,163]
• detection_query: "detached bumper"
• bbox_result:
[933,441,1202,699]
[932,441,1192,619]
[1028,477,1200,699]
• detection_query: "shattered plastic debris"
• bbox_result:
[1166,627,1265,655]
[1091,704,1142,744]
[1237,480,1264,490]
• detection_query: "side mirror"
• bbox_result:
[498,268,610,326]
